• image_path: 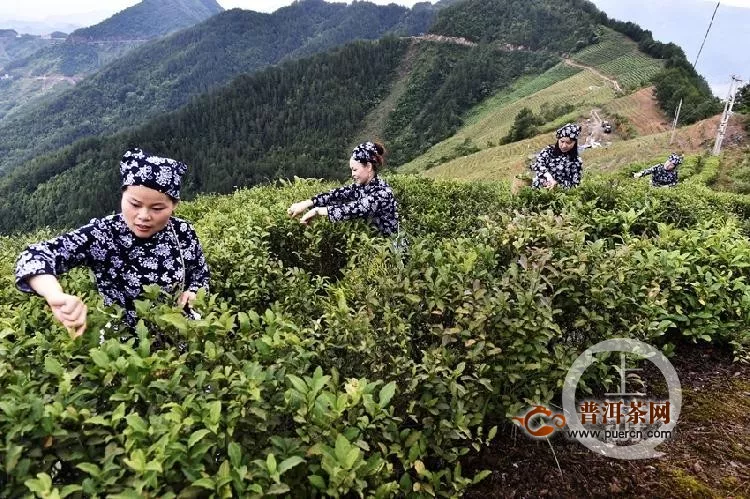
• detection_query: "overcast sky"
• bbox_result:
[0,0,747,23]
[1,0,746,95]
[0,1,426,22]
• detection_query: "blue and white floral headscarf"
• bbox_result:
[351,141,380,165]
[120,148,188,200]
[556,123,582,140]
[667,153,683,166]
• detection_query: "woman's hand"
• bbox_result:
[544,173,557,190]
[178,291,196,308]
[300,207,324,225]
[178,291,202,319]
[28,276,86,337]
[287,200,314,218]
[633,172,642,178]
[46,292,87,337]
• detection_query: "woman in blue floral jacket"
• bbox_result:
[287,141,400,238]
[633,153,682,187]
[530,123,583,190]
[15,148,210,336]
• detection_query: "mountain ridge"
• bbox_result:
[68,0,224,42]
[0,0,438,174]
[0,0,733,234]
[0,0,225,127]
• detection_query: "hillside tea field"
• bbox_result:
[399,27,666,178]
[1,159,750,497]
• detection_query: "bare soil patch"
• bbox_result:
[465,345,750,498]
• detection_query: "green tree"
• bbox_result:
[735,83,750,114]
[501,107,540,144]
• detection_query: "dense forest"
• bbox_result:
[0,37,554,233]
[429,0,599,50]
[0,0,728,234]
[0,0,226,127]
[385,43,556,165]
[0,1,437,174]
[736,83,750,115]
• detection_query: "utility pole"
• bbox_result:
[712,75,743,156]
[669,99,683,145]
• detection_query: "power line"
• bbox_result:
[670,1,721,144]
[693,1,721,69]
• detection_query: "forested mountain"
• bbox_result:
[431,0,718,124]
[68,0,224,42]
[0,0,724,234]
[0,0,437,174]
[0,35,76,121]
[0,37,554,232]
[430,0,598,50]
[0,32,55,67]
[3,0,225,76]
[0,0,225,125]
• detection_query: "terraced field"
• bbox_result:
[598,52,664,91]
[420,133,551,181]
[400,69,614,172]
[569,28,639,67]
[570,27,664,91]
[423,114,726,182]
[464,63,582,120]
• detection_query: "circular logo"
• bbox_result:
[561,338,682,460]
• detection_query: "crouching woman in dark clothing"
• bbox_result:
[530,123,583,190]
[14,148,210,337]
[633,153,682,187]
[287,141,402,241]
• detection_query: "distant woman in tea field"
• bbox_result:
[530,123,583,189]
[14,148,210,337]
[633,153,683,187]
[287,141,402,241]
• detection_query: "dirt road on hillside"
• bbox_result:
[580,108,611,150]
[563,58,622,93]
[408,34,477,46]
[32,74,80,91]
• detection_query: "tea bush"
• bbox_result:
[2,156,749,496]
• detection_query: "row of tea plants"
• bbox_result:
[1,154,748,497]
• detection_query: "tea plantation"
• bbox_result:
[1,155,749,497]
